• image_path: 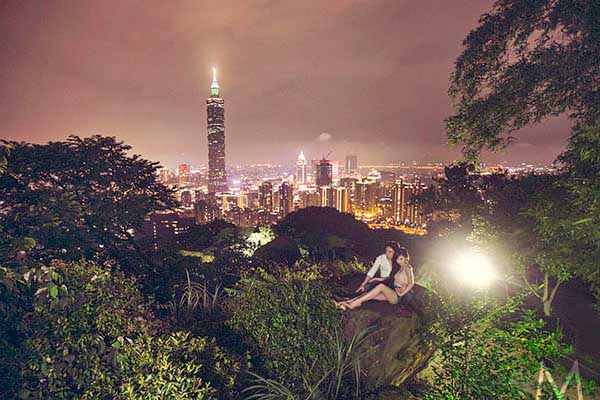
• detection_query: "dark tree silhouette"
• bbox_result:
[0,135,178,271]
[274,207,372,261]
[447,0,600,159]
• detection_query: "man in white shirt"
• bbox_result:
[355,242,399,293]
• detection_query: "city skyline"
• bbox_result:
[0,1,571,167]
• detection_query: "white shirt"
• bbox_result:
[366,254,393,278]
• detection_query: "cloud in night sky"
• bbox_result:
[318,132,332,142]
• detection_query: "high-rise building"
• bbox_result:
[320,186,336,207]
[392,181,425,226]
[178,164,190,186]
[393,181,406,224]
[180,190,192,208]
[194,199,220,224]
[315,158,333,187]
[207,67,227,193]
[380,170,397,186]
[279,182,294,217]
[345,154,358,174]
[335,187,349,213]
[299,190,320,208]
[259,181,274,211]
[296,151,307,184]
[355,179,378,215]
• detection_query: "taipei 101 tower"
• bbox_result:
[206,67,227,193]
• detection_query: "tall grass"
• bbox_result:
[242,327,374,400]
[167,269,223,324]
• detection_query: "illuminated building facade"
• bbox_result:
[315,158,333,187]
[279,182,294,216]
[207,67,227,193]
[178,164,190,186]
[345,154,358,175]
[335,187,349,213]
[296,151,307,184]
[355,179,378,215]
[320,186,335,207]
[259,181,274,211]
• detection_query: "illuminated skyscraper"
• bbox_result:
[392,181,406,224]
[345,154,358,175]
[279,182,294,217]
[178,164,190,186]
[295,151,307,184]
[207,67,227,193]
[259,181,274,211]
[335,187,349,213]
[315,158,333,187]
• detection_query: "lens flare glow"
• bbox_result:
[453,251,497,287]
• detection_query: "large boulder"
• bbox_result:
[336,276,434,388]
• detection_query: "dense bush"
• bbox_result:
[422,289,573,400]
[226,268,342,389]
[275,207,374,260]
[118,331,242,400]
[1,260,244,399]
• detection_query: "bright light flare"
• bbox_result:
[452,251,498,288]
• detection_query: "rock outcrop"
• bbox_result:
[337,276,434,388]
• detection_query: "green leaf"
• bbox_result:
[573,217,593,225]
[50,285,58,298]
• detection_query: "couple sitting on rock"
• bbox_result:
[335,241,414,311]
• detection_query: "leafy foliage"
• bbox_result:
[242,328,373,400]
[447,0,600,159]
[556,120,600,308]
[0,135,178,270]
[274,207,373,261]
[417,163,592,316]
[226,268,342,389]
[1,260,244,399]
[423,290,571,400]
[118,331,242,400]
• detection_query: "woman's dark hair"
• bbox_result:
[395,246,409,260]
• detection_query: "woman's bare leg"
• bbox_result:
[346,284,397,309]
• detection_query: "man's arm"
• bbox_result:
[356,258,381,292]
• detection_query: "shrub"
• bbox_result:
[226,268,342,388]
[18,260,158,399]
[118,331,243,400]
[423,291,572,400]
[4,260,244,399]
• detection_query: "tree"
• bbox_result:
[423,291,572,400]
[418,169,573,316]
[274,207,372,261]
[416,163,483,237]
[0,135,178,272]
[447,0,600,159]
[446,0,600,309]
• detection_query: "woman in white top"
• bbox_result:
[336,247,414,310]
[355,241,399,294]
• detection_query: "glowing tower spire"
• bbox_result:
[206,66,227,193]
[210,66,219,96]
